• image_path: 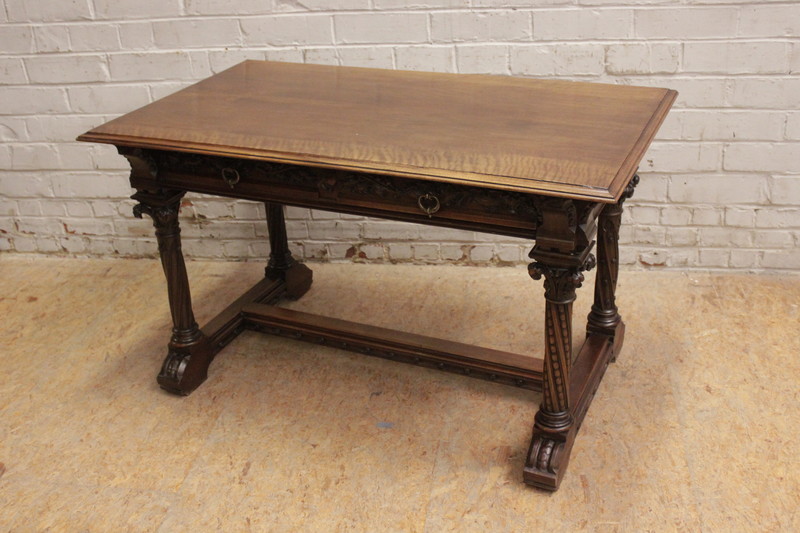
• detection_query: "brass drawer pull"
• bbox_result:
[417,193,440,218]
[221,167,240,188]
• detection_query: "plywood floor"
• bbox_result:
[1,256,798,531]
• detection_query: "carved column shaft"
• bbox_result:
[133,190,201,347]
[529,262,593,430]
[587,202,623,333]
[265,202,296,279]
[588,174,637,340]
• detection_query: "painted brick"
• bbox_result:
[310,209,340,220]
[635,8,738,39]
[787,113,800,140]
[475,0,569,6]
[338,47,395,69]
[10,145,61,170]
[264,49,305,63]
[304,48,339,66]
[360,244,385,260]
[605,43,680,75]
[58,144,94,170]
[510,44,605,76]
[93,0,182,19]
[642,143,721,173]
[697,249,730,268]
[431,11,531,43]
[153,19,242,49]
[68,24,121,53]
[242,15,333,46]
[396,46,455,73]
[755,208,800,229]
[729,79,800,110]
[691,207,724,227]
[185,0,275,16]
[496,245,522,262]
[455,44,509,74]
[724,143,800,173]
[469,244,494,262]
[660,206,692,226]
[630,206,660,224]
[376,0,468,8]
[534,9,633,41]
[362,222,420,240]
[656,78,728,109]
[118,23,155,51]
[668,110,786,142]
[669,176,763,204]
[440,244,465,261]
[308,221,360,240]
[335,14,428,44]
[753,230,794,248]
[631,175,668,202]
[666,228,697,247]
[389,243,413,260]
[699,227,752,248]
[725,208,756,227]
[68,85,151,114]
[5,0,92,22]
[276,0,368,10]
[729,249,760,269]
[761,250,800,269]
[26,55,109,84]
[108,52,199,81]
[633,226,666,245]
[33,25,70,53]
[1,2,798,270]
[683,42,789,75]
[413,243,439,261]
[52,173,131,198]
[0,59,27,85]
[769,176,800,205]
[738,6,800,38]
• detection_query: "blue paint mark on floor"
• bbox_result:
[376,421,394,429]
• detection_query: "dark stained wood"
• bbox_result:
[241,303,544,390]
[587,175,639,361]
[78,60,676,202]
[122,147,544,240]
[523,334,614,490]
[77,61,676,492]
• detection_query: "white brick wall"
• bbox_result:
[1,1,799,272]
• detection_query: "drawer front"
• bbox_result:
[122,148,545,238]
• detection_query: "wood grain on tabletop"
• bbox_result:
[78,60,676,202]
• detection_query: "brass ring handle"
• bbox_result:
[221,167,240,188]
[417,193,440,218]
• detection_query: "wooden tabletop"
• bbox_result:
[79,60,676,202]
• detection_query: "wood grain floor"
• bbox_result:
[0,257,797,531]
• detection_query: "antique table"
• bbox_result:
[78,60,675,491]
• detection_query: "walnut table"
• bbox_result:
[78,60,676,491]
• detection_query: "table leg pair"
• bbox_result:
[132,185,632,491]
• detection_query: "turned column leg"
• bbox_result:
[133,189,211,396]
[523,254,595,490]
[587,174,638,361]
[265,202,312,299]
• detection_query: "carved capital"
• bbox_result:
[133,201,179,229]
[528,254,596,304]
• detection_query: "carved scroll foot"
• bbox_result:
[523,431,575,491]
[157,339,212,396]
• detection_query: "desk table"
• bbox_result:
[78,60,676,491]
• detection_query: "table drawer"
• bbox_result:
[124,148,545,239]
